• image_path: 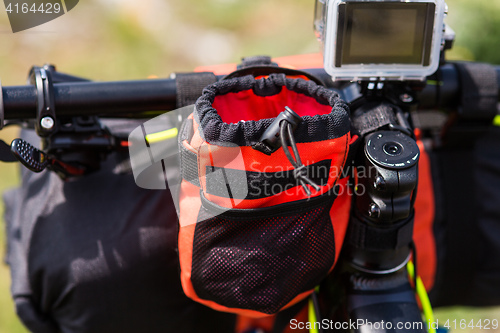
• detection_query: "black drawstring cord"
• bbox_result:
[279,120,321,196]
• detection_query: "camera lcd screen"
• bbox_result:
[335,2,435,67]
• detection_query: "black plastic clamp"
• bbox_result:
[29,66,57,137]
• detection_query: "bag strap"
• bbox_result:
[237,55,278,69]
[225,55,326,86]
[352,103,399,136]
[454,61,498,121]
[175,72,217,108]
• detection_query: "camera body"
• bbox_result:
[314,0,448,81]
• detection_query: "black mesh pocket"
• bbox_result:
[191,193,337,314]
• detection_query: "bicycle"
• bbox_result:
[2,1,500,332]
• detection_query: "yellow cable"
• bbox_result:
[493,115,500,127]
[407,261,436,333]
[145,128,178,144]
[308,297,319,333]
[308,287,321,333]
[426,80,444,86]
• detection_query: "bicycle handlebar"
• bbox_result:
[2,79,177,119]
[1,63,499,120]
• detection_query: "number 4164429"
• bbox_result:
[443,319,499,330]
[5,2,62,14]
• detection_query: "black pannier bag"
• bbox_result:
[3,125,236,333]
[426,62,500,306]
[429,125,500,307]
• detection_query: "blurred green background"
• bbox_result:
[0,1,499,332]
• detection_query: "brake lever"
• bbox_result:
[11,138,49,172]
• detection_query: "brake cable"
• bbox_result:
[407,261,436,333]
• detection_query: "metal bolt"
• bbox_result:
[368,203,381,218]
[374,176,386,190]
[399,93,413,103]
[383,142,403,156]
[40,116,54,130]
